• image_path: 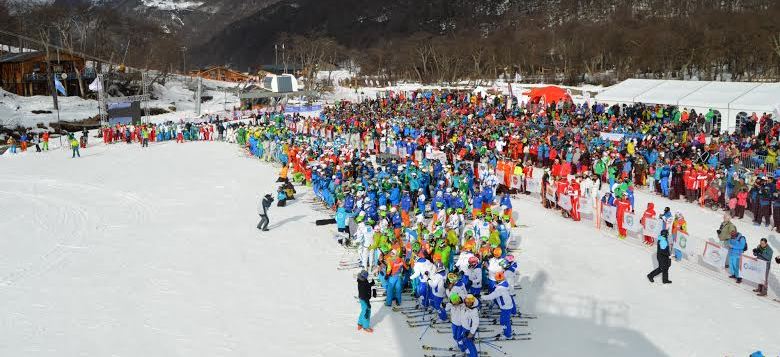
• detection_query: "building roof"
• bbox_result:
[0,51,43,63]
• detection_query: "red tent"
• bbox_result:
[525,86,572,104]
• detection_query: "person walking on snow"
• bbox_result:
[356,270,375,333]
[68,134,80,158]
[647,229,672,284]
[257,194,274,231]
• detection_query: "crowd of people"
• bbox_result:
[224,89,779,355]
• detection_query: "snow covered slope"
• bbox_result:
[0,76,240,128]
[1,141,779,356]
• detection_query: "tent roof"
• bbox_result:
[596,79,780,113]
[633,80,708,105]
[595,79,664,103]
[730,82,780,113]
[676,82,761,109]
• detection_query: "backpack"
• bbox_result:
[741,236,747,252]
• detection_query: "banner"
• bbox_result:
[740,255,769,284]
[643,218,663,237]
[545,190,557,205]
[622,213,642,233]
[579,197,593,214]
[496,170,505,185]
[510,175,523,190]
[415,150,423,162]
[527,177,541,193]
[600,132,624,141]
[602,205,617,224]
[674,232,696,256]
[702,241,728,269]
[558,195,572,211]
[430,150,447,164]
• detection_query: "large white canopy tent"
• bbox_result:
[595,79,780,133]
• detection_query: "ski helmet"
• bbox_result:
[492,247,502,258]
[468,256,479,266]
[447,272,459,283]
[449,293,462,304]
[464,294,477,307]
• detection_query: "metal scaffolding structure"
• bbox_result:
[97,72,151,126]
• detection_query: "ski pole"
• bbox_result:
[418,307,430,340]
[481,340,507,355]
[418,318,432,340]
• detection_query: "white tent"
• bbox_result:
[595,79,780,133]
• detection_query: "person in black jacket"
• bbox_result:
[357,270,375,332]
[647,230,672,284]
[257,194,274,231]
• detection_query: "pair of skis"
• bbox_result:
[476,332,532,342]
[422,345,488,355]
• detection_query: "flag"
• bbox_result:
[54,76,66,96]
[88,78,102,92]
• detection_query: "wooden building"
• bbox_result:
[190,66,252,83]
[0,51,95,97]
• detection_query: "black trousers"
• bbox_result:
[648,254,671,282]
[257,214,269,230]
[759,205,771,225]
[774,206,780,232]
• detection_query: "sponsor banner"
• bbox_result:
[740,254,769,284]
[702,241,728,269]
[600,132,624,141]
[643,218,663,237]
[622,213,642,233]
[558,195,572,211]
[602,205,617,224]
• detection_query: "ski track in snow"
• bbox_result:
[0,140,779,356]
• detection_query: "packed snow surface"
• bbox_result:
[1,139,779,356]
